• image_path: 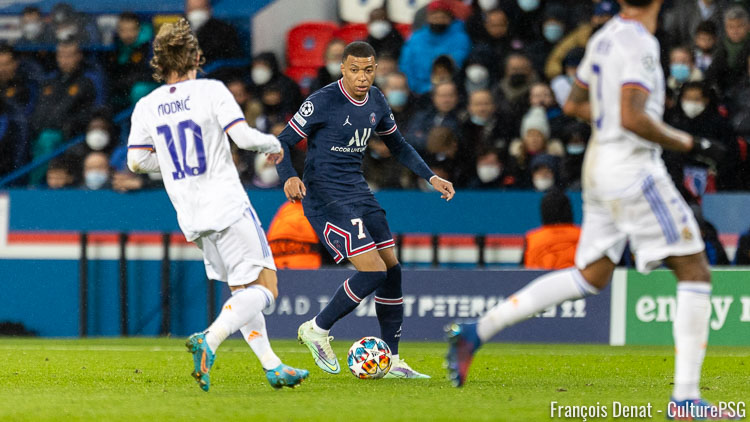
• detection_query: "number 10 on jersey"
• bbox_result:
[157,119,206,180]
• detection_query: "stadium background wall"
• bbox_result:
[1,190,748,344]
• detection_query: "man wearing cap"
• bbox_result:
[544,0,619,80]
[398,0,471,95]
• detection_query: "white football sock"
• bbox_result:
[477,268,598,342]
[241,312,282,370]
[311,318,329,335]
[672,282,711,401]
[205,285,274,352]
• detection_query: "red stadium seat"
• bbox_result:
[395,23,412,39]
[338,0,386,23]
[333,23,369,44]
[286,21,339,68]
[285,66,319,96]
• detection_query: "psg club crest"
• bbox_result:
[369,112,376,125]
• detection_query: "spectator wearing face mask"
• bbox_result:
[694,20,719,72]
[424,126,461,183]
[399,0,471,95]
[664,81,735,194]
[184,0,242,63]
[382,71,415,126]
[16,7,54,47]
[82,151,111,190]
[668,46,704,91]
[250,52,302,115]
[461,55,493,95]
[559,120,590,190]
[543,0,618,80]
[522,5,567,75]
[49,3,100,46]
[508,106,563,188]
[467,147,518,189]
[458,89,514,185]
[310,39,346,93]
[529,153,560,192]
[492,53,538,115]
[522,188,580,269]
[365,8,404,60]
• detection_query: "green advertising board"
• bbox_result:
[614,269,750,345]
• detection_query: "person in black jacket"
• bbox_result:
[309,39,345,93]
[704,5,750,98]
[105,13,153,111]
[365,8,404,60]
[250,52,302,115]
[185,0,242,63]
[663,81,736,193]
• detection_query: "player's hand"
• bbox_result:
[266,148,284,165]
[284,176,306,203]
[689,136,726,168]
[430,175,455,201]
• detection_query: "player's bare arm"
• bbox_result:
[283,176,306,203]
[266,149,284,165]
[429,175,455,201]
[562,83,591,121]
[620,86,693,152]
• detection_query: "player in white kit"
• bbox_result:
[127,19,308,391]
[447,1,737,419]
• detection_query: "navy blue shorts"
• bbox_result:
[306,197,394,264]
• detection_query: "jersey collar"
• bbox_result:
[337,79,369,106]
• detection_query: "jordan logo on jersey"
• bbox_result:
[347,128,371,147]
[343,115,351,126]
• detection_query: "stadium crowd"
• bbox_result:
[0,0,748,201]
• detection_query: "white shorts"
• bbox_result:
[194,206,276,286]
[575,174,704,274]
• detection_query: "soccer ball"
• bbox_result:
[346,336,392,379]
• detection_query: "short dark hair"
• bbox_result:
[695,20,718,37]
[118,12,140,25]
[540,189,573,225]
[342,41,376,62]
[22,6,40,15]
[0,44,16,59]
[681,81,709,99]
[622,0,653,6]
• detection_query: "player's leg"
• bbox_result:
[447,198,622,387]
[299,211,387,374]
[665,252,712,406]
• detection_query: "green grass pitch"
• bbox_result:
[1,338,747,421]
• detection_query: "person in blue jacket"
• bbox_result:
[398,0,471,95]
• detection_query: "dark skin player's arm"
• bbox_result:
[620,87,693,152]
[562,82,591,122]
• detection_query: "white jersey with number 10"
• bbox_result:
[575,16,668,200]
[127,79,277,241]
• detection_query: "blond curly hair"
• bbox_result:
[150,19,205,82]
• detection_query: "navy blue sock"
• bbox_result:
[315,271,387,330]
[375,264,404,355]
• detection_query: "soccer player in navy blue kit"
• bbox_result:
[276,42,455,378]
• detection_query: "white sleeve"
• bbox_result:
[618,38,658,93]
[227,123,282,154]
[127,101,160,173]
[127,148,160,173]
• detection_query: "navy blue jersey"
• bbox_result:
[277,79,434,216]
